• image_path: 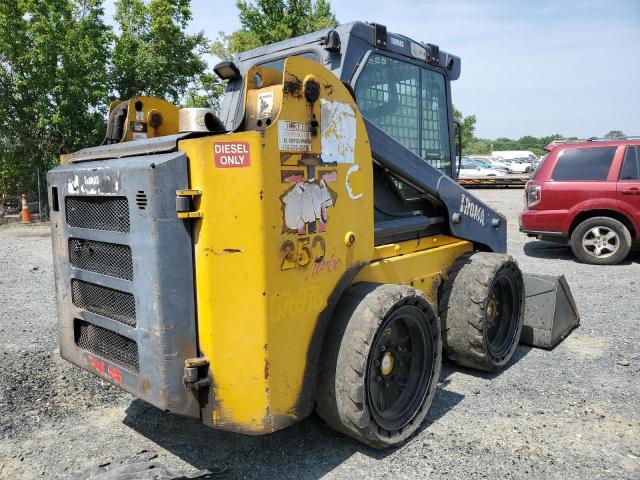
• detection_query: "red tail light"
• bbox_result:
[526,183,542,208]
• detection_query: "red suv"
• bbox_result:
[520,139,640,265]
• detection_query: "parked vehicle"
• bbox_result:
[470,156,509,172]
[520,139,640,265]
[492,150,538,161]
[503,158,533,174]
[458,157,507,178]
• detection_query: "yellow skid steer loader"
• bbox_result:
[48,22,578,448]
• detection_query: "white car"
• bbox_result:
[504,158,533,174]
[458,158,507,178]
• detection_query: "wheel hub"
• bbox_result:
[380,351,395,376]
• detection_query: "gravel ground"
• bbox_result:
[0,188,639,479]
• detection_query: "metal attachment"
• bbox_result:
[372,23,387,49]
[323,30,341,52]
[176,189,203,219]
[344,231,356,246]
[452,212,461,224]
[184,357,211,390]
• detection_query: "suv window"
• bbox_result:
[355,53,451,176]
[551,146,616,181]
[620,146,640,181]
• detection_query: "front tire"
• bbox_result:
[440,252,524,372]
[316,283,442,449]
[570,217,631,265]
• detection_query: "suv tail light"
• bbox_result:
[526,183,542,208]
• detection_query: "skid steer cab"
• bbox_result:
[48,22,578,449]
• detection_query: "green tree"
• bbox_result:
[604,130,625,139]
[453,107,476,151]
[0,0,111,195]
[212,0,337,59]
[111,0,208,103]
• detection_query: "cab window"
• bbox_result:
[354,54,451,176]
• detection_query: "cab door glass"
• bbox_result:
[355,54,451,176]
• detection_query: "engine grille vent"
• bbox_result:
[69,238,133,281]
[66,196,130,232]
[72,279,136,327]
[75,319,139,372]
[135,191,147,210]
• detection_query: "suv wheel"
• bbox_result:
[570,217,631,265]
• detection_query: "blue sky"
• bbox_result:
[104,0,640,139]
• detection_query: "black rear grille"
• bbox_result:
[72,279,136,327]
[75,319,139,372]
[69,238,133,280]
[66,196,130,232]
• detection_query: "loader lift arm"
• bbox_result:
[365,118,507,252]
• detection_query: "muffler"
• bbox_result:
[520,274,580,349]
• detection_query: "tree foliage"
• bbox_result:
[0,0,111,195]
[0,0,212,196]
[111,0,208,102]
[453,107,476,150]
[603,130,625,139]
[464,134,567,157]
[211,0,337,59]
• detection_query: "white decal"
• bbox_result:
[345,164,363,200]
[278,120,311,152]
[282,179,334,231]
[411,42,427,61]
[257,91,274,119]
[67,172,120,195]
[320,99,356,164]
[391,37,405,48]
[132,132,147,139]
[135,111,145,121]
[459,194,485,226]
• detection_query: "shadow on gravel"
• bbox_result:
[523,240,574,261]
[523,240,640,264]
[119,348,531,478]
[440,344,533,382]
[123,400,392,479]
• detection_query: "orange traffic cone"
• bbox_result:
[21,194,33,224]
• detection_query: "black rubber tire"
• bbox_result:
[439,252,524,372]
[570,217,631,265]
[315,283,442,449]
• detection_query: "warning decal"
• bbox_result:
[214,141,251,168]
[278,121,311,152]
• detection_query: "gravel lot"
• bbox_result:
[1,188,639,479]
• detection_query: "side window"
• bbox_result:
[619,146,640,181]
[355,54,451,176]
[355,55,421,155]
[551,147,617,181]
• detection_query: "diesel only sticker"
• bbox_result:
[214,141,251,168]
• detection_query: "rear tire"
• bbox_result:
[570,217,631,265]
[439,252,524,372]
[316,283,442,449]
